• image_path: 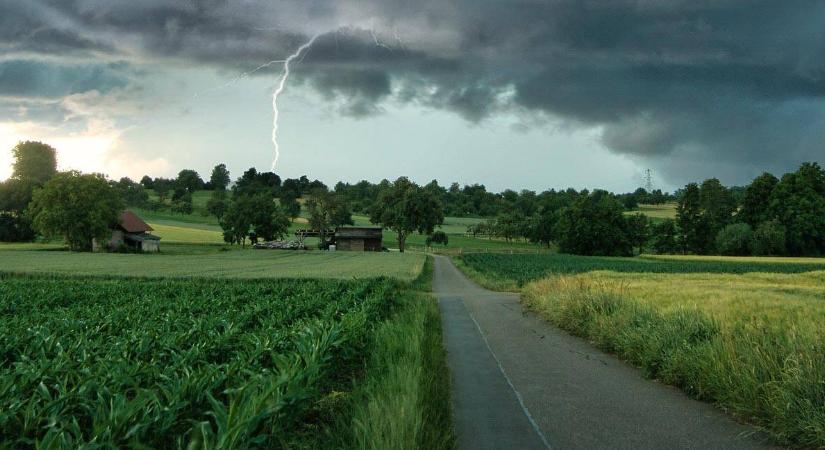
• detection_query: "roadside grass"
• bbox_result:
[455,252,825,291]
[0,245,426,281]
[521,271,825,447]
[331,257,455,450]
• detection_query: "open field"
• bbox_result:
[522,271,825,447]
[0,245,426,280]
[625,203,677,223]
[455,252,825,290]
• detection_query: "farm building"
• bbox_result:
[93,210,161,253]
[333,227,383,251]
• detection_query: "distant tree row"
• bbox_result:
[665,163,825,257]
[335,180,673,219]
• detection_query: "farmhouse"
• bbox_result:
[93,210,161,253]
[333,227,383,251]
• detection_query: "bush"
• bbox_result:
[715,223,753,256]
[749,220,787,256]
[426,230,449,247]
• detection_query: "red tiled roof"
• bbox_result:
[118,210,153,233]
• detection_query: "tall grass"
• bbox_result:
[523,275,825,447]
[331,257,455,450]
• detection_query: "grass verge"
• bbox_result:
[522,273,825,447]
[330,256,455,449]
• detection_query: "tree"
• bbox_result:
[172,192,193,214]
[426,230,449,247]
[768,162,825,256]
[749,221,786,256]
[715,223,753,256]
[175,169,204,195]
[527,208,557,248]
[369,177,444,252]
[306,189,354,249]
[220,193,289,247]
[26,171,123,251]
[739,172,778,227]
[554,190,633,256]
[139,175,154,190]
[250,193,290,242]
[206,189,228,219]
[676,182,713,254]
[625,213,651,254]
[699,178,736,239]
[220,196,254,248]
[210,164,231,191]
[111,177,149,206]
[11,141,57,185]
[651,219,679,254]
[280,192,301,222]
[153,178,174,202]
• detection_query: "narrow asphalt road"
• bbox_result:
[433,255,775,450]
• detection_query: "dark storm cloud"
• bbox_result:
[3,0,825,183]
[0,60,129,99]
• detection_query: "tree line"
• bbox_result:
[3,141,823,257]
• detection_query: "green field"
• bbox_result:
[455,252,825,290]
[0,246,426,280]
[625,203,677,223]
[0,276,399,447]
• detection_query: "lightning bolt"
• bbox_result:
[271,34,319,171]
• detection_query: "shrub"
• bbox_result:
[749,220,787,256]
[715,223,753,256]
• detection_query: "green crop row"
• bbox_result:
[456,252,825,290]
[0,275,399,449]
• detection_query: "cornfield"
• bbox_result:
[0,275,398,448]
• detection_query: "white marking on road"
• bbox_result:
[468,312,553,450]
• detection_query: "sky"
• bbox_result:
[1,1,824,193]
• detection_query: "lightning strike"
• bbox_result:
[271,34,319,170]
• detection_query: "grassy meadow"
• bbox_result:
[625,202,677,223]
[0,245,426,280]
[453,251,825,446]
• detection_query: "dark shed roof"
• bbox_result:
[335,227,383,239]
[118,211,153,233]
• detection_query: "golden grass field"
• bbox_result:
[521,268,825,446]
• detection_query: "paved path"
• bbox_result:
[433,255,775,450]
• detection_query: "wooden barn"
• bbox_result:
[333,227,383,251]
[93,210,161,253]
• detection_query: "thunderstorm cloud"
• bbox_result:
[1,0,824,184]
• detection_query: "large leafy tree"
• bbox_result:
[27,171,123,251]
[11,141,57,185]
[209,164,231,191]
[554,190,633,256]
[306,189,354,248]
[699,178,736,237]
[739,172,779,227]
[1,142,59,241]
[220,192,289,247]
[369,177,444,252]
[175,169,204,194]
[676,182,713,254]
[768,162,825,256]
